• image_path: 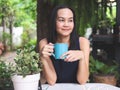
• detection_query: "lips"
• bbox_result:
[62,29,70,31]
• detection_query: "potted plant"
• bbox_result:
[89,55,119,86]
[0,58,14,90]
[11,45,42,90]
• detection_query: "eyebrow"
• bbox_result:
[57,17,73,19]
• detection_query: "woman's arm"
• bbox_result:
[77,37,90,84]
[39,39,57,85]
[59,37,90,84]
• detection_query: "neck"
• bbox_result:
[56,36,70,45]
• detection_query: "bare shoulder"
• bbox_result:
[79,37,90,50]
[39,38,47,45]
[39,38,48,50]
[79,37,90,44]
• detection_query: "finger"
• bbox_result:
[42,51,52,56]
[44,46,53,52]
[60,55,67,59]
[60,51,69,59]
[49,42,54,46]
[44,45,54,53]
[41,47,53,57]
[65,55,73,62]
[65,55,76,62]
[47,45,54,51]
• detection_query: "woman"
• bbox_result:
[39,5,90,85]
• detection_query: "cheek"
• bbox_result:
[56,23,62,29]
[71,23,74,29]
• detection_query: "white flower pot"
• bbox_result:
[11,73,40,90]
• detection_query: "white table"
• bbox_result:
[41,83,120,90]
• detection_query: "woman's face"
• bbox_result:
[56,8,74,37]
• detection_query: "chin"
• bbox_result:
[62,34,70,37]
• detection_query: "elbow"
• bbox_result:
[77,71,90,84]
[77,79,87,85]
[47,77,57,85]
[48,81,56,86]
[77,76,89,85]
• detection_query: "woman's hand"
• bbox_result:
[41,43,54,58]
[61,50,84,62]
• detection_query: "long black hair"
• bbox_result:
[47,5,79,49]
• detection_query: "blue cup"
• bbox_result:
[52,43,68,59]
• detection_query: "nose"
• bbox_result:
[64,21,69,26]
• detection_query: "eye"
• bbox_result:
[69,19,73,22]
[58,19,64,22]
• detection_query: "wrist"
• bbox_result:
[78,50,84,61]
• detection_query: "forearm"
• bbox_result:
[41,57,57,85]
[77,59,89,84]
[77,37,90,84]
[39,40,56,85]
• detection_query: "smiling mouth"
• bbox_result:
[62,29,70,31]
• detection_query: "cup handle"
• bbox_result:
[60,55,67,59]
[63,55,67,59]
[51,53,55,57]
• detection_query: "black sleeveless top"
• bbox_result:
[50,38,80,83]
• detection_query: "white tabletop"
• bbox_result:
[42,83,120,90]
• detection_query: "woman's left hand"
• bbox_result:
[61,50,84,62]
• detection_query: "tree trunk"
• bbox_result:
[9,21,13,50]
[36,0,53,52]
[116,0,120,25]
[1,16,6,52]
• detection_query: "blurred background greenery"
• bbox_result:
[0,0,117,51]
